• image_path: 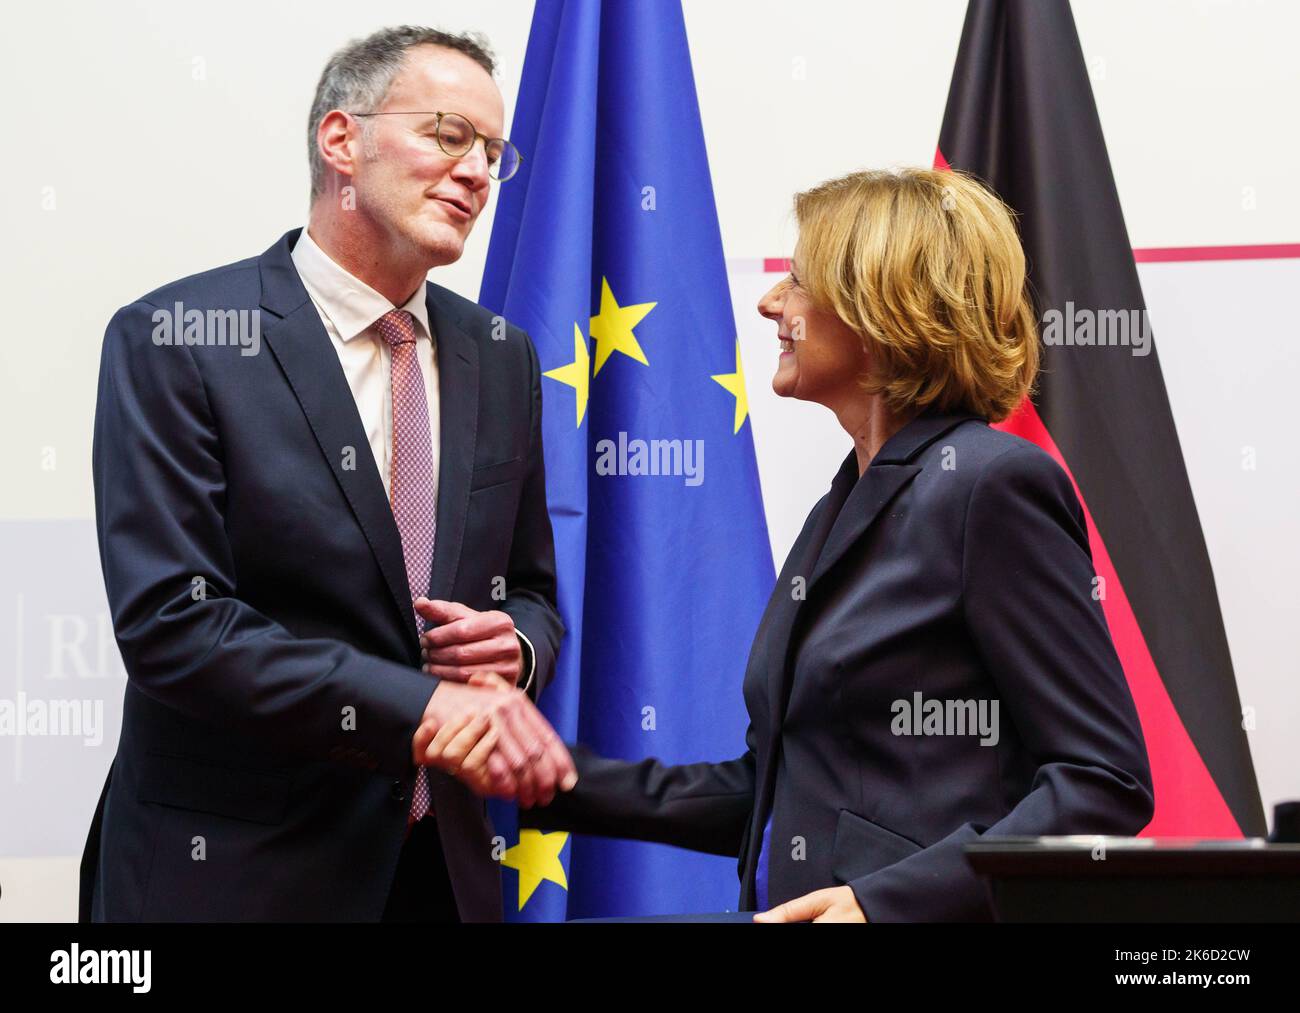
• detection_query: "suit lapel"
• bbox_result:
[741,454,859,904]
[259,231,419,653]
[763,455,923,736]
[756,461,920,780]
[420,291,482,840]
[806,463,922,592]
[425,286,479,603]
[762,453,860,741]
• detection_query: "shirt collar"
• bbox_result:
[290,227,432,343]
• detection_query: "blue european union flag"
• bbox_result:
[480,0,774,920]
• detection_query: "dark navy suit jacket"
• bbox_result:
[81,230,562,922]
[531,411,1154,920]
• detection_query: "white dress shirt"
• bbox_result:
[291,227,440,501]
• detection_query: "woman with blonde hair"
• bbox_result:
[434,167,1154,921]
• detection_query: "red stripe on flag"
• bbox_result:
[996,400,1242,836]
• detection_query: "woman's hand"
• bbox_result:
[753,885,867,923]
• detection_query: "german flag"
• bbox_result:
[936,0,1265,836]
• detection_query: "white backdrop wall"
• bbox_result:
[1,0,1296,920]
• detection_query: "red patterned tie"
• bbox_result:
[376,309,437,824]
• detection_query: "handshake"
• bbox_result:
[408,598,577,808]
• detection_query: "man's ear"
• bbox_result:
[317,109,360,188]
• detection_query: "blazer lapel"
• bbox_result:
[741,454,859,903]
[805,463,922,592]
[762,453,860,739]
[258,231,419,653]
[806,410,986,596]
[425,286,479,603]
[419,290,483,841]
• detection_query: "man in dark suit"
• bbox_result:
[81,26,574,923]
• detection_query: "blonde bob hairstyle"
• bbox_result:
[792,167,1039,423]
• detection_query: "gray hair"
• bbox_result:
[307,25,496,199]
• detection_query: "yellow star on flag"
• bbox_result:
[590,277,656,375]
[501,829,569,911]
[711,339,751,434]
[543,323,591,426]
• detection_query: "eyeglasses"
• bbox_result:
[348,110,522,182]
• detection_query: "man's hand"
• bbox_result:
[753,886,868,923]
[416,598,523,688]
[411,676,576,807]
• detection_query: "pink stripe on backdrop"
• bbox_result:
[1133,243,1300,263]
[750,245,1299,272]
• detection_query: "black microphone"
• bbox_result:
[1267,801,1300,843]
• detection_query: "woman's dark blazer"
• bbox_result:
[531,409,1154,920]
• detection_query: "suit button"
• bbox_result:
[391,780,407,803]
